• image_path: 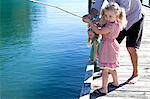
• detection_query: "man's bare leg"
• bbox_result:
[126,47,139,84]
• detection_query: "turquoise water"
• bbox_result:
[0,0,89,99]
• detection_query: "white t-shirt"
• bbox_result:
[92,0,143,30]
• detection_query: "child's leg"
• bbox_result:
[88,30,98,63]
[93,41,98,61]
[101,69,109,93]
[88,30,95,45]
[109,69,119,86]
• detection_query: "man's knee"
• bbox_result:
[127,47,137,54]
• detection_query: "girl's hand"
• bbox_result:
[92,20,98,24]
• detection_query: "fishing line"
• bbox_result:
[30,0,82,18]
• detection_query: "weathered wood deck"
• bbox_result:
[80,6,150,99]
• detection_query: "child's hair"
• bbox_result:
[101,2,127,29]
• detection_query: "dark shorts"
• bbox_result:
[116,14,144,49]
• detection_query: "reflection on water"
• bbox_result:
[0,0,88,99]
[0,0,32,67]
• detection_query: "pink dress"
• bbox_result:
[98,22,120,70]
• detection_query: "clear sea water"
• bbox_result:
[0,0,89,99]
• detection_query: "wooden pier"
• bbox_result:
[80,6,150,99]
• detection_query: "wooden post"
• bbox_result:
[88,0,92,13]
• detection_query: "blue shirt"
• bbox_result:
[92,0,143,30]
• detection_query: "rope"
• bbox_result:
[30,0,82,18]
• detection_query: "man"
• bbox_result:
[83,0,144,84]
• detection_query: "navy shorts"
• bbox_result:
[116,14,144,49]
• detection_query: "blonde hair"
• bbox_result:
[101,2,127,29]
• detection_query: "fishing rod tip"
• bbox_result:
[30,0,36,2]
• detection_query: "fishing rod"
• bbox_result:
[30,0,83,18]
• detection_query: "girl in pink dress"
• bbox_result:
[83,2,127,94]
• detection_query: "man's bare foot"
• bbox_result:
[126,75,139,84]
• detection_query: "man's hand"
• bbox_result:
[82,16,91,23]
[82,14,92,22]
[83,14,92,19]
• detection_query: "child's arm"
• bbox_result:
[83,17,110,35]
[88,21,110,35]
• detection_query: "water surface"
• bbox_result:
[0,0,89,99]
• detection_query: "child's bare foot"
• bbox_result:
[88,60,94,65]
[94,88,107,96]
[99,87,107,94]
[109,82,119,87]
[126,75,139,84]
